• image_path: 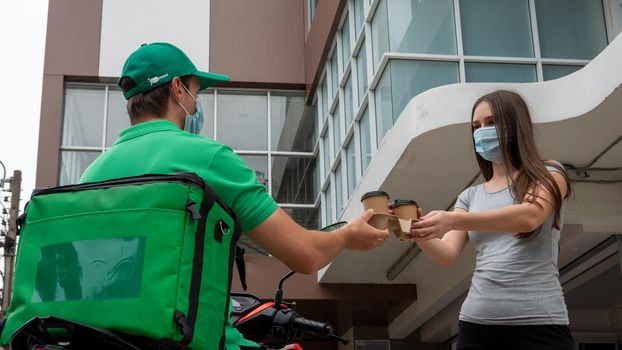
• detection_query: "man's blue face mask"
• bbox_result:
[473,126,502,163]
[177,83,204,135]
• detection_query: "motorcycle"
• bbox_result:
[231,270,348,349]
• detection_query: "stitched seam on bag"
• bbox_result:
[26,208,186,225]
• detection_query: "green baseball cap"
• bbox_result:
[118,42,230,100]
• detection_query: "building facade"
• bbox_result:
[36,0,622,349]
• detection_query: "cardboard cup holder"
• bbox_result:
[360,191,418,241]
[368,213,417,241]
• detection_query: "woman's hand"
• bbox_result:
[410,210,456,240]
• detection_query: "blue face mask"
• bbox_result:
[184,101,203,135]
[473,126,502,163]
[177,84,204,135]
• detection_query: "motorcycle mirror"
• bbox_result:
[320,222,347,232]
[274,270,295,309]
[272,223,346,307]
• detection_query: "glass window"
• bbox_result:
[465,63,537,83]
[376,60,459,143]
[325,183,333,222]
[333,104,342,156]
[240,155,269,190]
[388,0,456,55]
[344,75,354,131]
[535,0,607,60]
[390,60,459,121]
[197,92,215,139]
[105,88,130,147]
[282,207,319,230]
[217,91,268,150]
[322,131,331,179]
[359,107,371,174]
[330,51,339,100]
[59,151,101,185]
[316,99,324,141]
[321,77,329,118]
[335,163,343,216]
[309,0,318,25]
[542,65,582,81]
[271,92,312,152]
[371,0,389,70]
[375,64,393,145]
[354,0,365,37]
[314,156,321,201]
[357,41,369,104]
[341,15,351,69]
[460,0,534,57]
[271,156,317,204]
[346,138,356,198]
[62,87,105,147]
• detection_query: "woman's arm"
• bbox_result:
[412,171,569,239]
[411,208,470,268]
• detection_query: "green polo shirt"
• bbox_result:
[80,119,278,349]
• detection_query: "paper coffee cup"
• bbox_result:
[391,199,418,220]
[360,191,390,214]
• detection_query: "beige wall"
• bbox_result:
[38,0,103,188]
[43,0,101,77]
[210,0,306,87]
[304,0,347,101]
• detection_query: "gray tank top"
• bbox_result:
[454,168,569,325]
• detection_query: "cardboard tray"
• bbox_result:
[368,213,417,241]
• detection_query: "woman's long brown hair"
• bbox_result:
[471,90,571,238]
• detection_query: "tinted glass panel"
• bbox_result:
[106,89,131,147]
[388,0,456,54]
[217,92,268,150]
[535,0,607,59]
[63,87,105,147]
[543,64,582,81]
[59,151,101,186]
[460,0,533,57]
[271,156,317,204]
[465,63,537,83]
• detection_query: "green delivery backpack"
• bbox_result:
[0,172,242,350]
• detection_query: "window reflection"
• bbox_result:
[466,63,536,83]
[272,156,317,204]
[460,0,534,57]
[217,91,268,150]
[106,89,130,147]
[271,93,315,152]
[59,151,101,185]
[63,87,105,147]
[535,0,607,60]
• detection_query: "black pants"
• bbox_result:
[457,321,573,350]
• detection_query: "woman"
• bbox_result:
[409,90,573,349]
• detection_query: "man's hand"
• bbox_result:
[339,209,390,250]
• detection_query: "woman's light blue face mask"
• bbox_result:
[473,126,502,163]
[177,83,204,135]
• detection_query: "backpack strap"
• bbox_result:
[235,246,247,291]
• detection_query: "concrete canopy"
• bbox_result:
[318,34,622,340]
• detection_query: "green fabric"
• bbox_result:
[119,42,230,99]
[1,181,225,347]
[80,120,277,349]
[82,120,278,233]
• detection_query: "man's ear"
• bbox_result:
[169,76,185,100]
